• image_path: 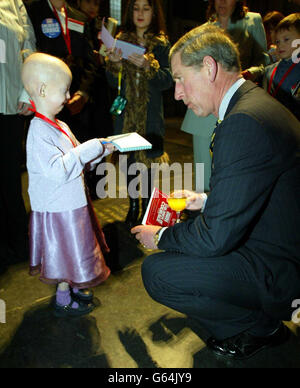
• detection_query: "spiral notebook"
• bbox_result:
[106,132,152,152]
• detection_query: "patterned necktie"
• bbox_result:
[209,119,222,159]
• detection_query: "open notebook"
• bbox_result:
[105,132,152,152]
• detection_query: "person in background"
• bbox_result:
[263,13,300,121]
[181,0,269,193]
[132,24,300,361]
[0,0,36,270]
[22,52,114,317]
[105,0,173,227]
[263,10,284,63]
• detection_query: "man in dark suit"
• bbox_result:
[131,25,300,360]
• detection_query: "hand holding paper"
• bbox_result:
[101,24,146,60]
[131,225,162,250]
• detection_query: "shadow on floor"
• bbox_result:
[118,315,300,368]
[0,303,110,368]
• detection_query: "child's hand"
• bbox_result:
[99,139,116,156]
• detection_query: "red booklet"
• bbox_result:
[142,188,180,227]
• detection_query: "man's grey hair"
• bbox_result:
[170,24,241,73]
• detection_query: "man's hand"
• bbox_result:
[172,190,207,211]
[131,225,162,250]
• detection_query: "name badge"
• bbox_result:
[41,18,61,38]
[68,18,84,34]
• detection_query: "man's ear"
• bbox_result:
[203,56,217,82]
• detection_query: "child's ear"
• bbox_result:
[39,83,46,98]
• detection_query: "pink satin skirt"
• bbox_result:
[29,203,111,288]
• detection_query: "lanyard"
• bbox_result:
[51,4,72,55]
[268,62,297,97]
[29,100,77,148]
[118,65,123,96]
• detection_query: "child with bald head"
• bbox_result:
[22,53,114,317]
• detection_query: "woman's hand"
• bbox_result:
[127,53,150,70]
[106,47,123,63]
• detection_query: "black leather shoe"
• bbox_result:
[71,288,94,302]
[207,323,289,360]
[54,300,95,318]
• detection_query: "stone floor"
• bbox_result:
[0,117,300,369]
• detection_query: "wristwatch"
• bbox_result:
[153,228,162,247]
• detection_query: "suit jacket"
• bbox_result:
[26,0,97,98]
[159,81,300,319]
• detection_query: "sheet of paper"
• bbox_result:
[101,24,146,59]
[101,24,116,49]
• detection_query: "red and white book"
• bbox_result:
[142,188,180,227]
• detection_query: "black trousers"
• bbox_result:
[142,251,280,340]
[0,114,28,263]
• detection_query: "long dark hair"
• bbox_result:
[122,0,167,35]
[206,0,248,24]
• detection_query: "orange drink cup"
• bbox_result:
[167,197,187,212]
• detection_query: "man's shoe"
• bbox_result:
[54,299,95,318]
[71,288,94,302]
[206,323,289,360]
